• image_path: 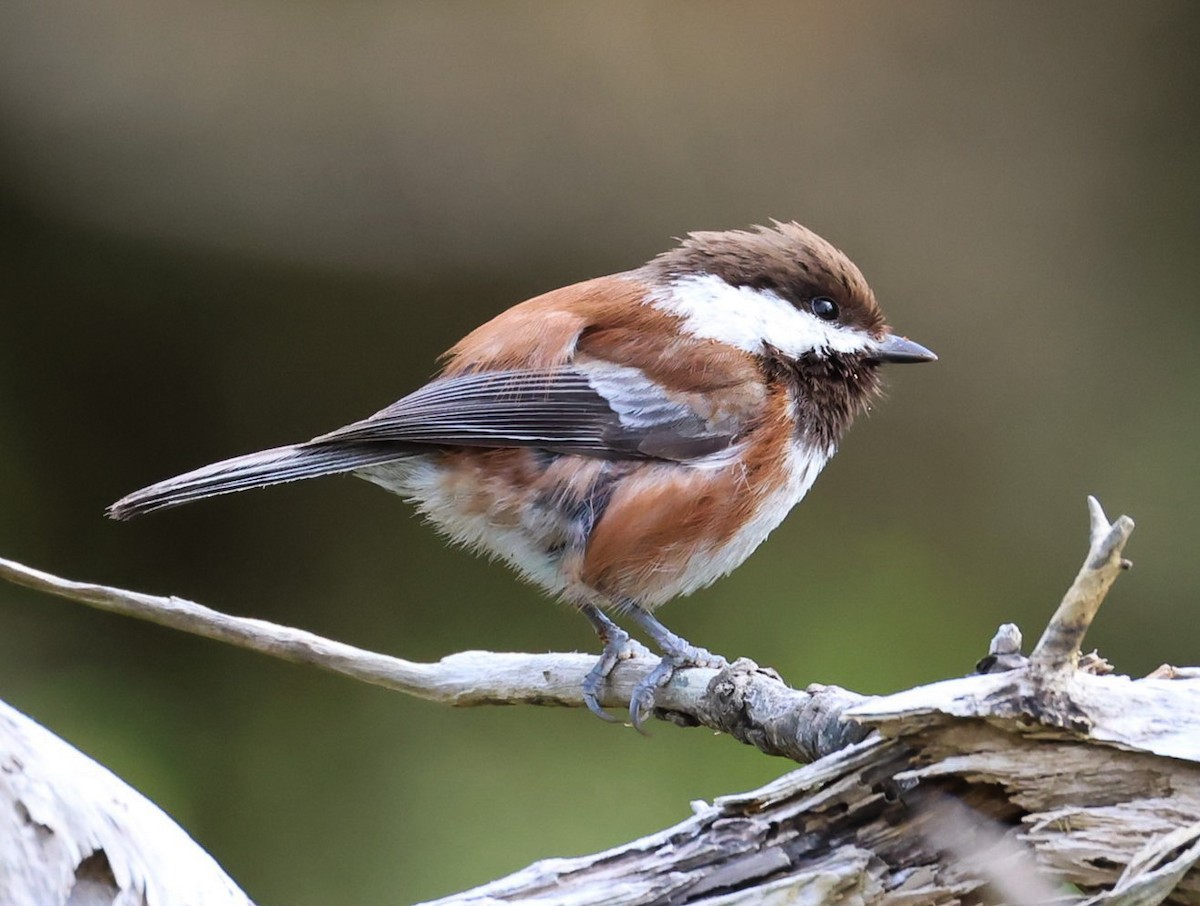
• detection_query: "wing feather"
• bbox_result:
[306,367,736,461]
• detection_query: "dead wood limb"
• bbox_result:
[5,496,1200,904]
[0,698,251,906]
[1031,496,1135,671]
[416,500,1198,903]
[0,556,867,762]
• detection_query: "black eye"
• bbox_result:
[811,297,839,321]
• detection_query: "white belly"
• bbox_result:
[357,440,831,606]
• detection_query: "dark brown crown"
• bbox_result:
[643,221,886,337]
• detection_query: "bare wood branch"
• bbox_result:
[0,556,867,762]
[7,658,1198,905]
[0,699,252,906]
[1030,496,1135,670]
[6,496,1199,904]
[417,681,1200,905]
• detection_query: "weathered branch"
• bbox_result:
[0,699,252,906]
[407,500,1200,904]
[1030,496,1135,670]
[5,497,1200,904]
[0,556,867,762]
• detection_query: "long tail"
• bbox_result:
[106,441,412,520]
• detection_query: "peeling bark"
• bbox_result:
[2,498,1198,904]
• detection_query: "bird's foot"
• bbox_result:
[580,606,651,721]
[628,643,727,733]
[580,604,726,732]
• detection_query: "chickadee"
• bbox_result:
[109,221,935,729]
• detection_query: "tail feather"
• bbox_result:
[106,442,412,520]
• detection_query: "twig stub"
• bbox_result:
[1029,496,1134,671]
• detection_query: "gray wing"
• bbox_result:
[306,366,736,461]
[107,365,742,520]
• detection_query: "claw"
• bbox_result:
[626,608,726,732]
[580,604,650,721]
[582,633,633,722]
[579,604,726,731]
[627,645,727,732]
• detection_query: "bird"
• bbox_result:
[108,221,935,730]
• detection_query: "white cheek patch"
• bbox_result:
[650,273,873,360]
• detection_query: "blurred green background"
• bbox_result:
[1,2,1197,902]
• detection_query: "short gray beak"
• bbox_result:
[868,333,937,364]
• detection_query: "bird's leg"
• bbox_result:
[579,603,651,723]
[627,609,727,731]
